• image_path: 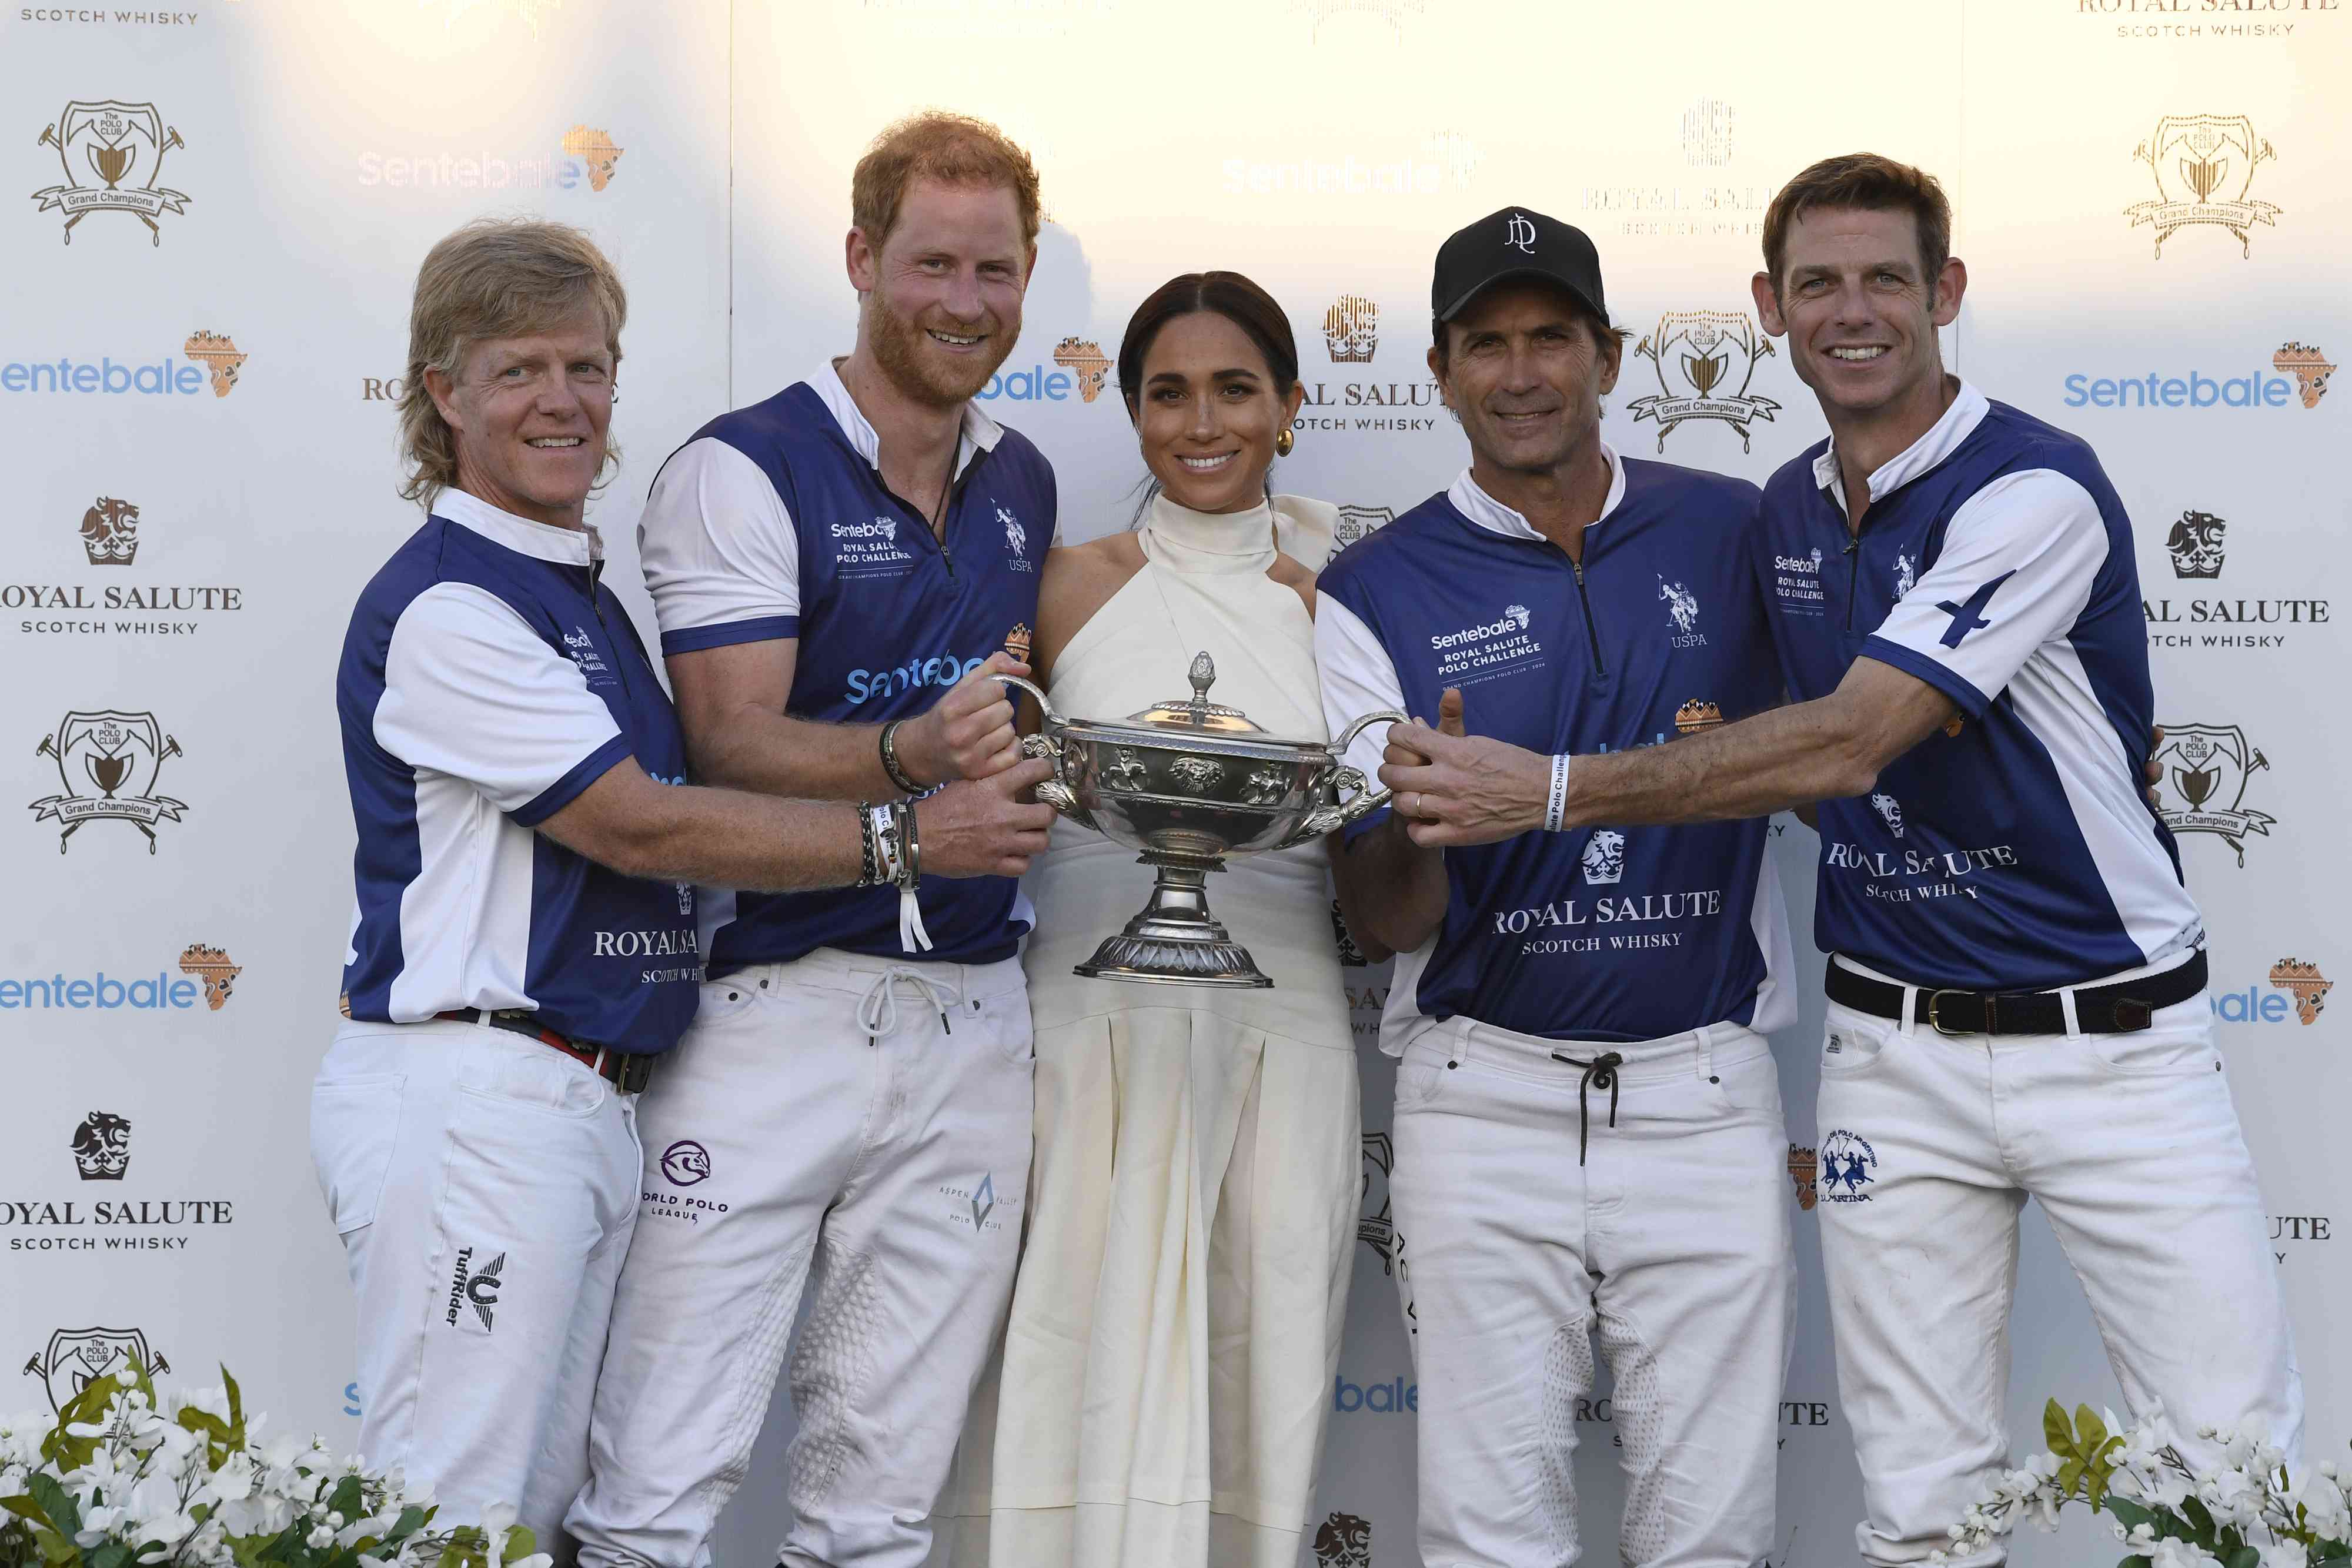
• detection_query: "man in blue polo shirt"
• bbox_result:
[1318,206,1798,1568]
[566,113,1059,1568]
[318,218,1050,1562]
[1379,156,2301,1568]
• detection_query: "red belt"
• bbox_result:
[436,1008,655,1093]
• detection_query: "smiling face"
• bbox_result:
[1753,205,1964,422]
[1130,310,1304,516]
[852,176,1033,408]
[425,303,614,529]
[1431,279,1619,479]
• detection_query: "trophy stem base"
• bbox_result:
[1073,855,1274,989]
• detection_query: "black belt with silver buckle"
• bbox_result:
[436,1007,656,1093]
[1824,951,2207,1037]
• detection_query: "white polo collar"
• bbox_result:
[1811,379,1990,508]
[1446,442,1626,543]
[434,484,603,566]
[814,357,1004,480]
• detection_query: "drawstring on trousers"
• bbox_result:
[1548,1049,1625,1166]
[854,965,961,1045]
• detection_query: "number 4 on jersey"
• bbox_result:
[1935,570,2016,648]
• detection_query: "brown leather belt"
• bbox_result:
[436,1007,655,1093]
[1824,951,2207,1037]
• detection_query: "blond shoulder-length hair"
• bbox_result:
[397,218,629,506]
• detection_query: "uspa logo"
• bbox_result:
[31,100,189,245]
[2167,509,2227,578]
[1358,1131,1395,1272]
[19,1328,169,1412]
[69,1112,132,1182]
[2152,722,2276,864]
[1658,576,1706,646]
[29,710,187,852]
[1312,1510,1373,1568]
[1628,311,1779,452]
[1322,293,1379,363]
[1000,504,1032,571]
[2126,114,2280,258]
[1787,1144,1818,1211]
[1818,1129,1878,1203]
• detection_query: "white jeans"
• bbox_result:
[1388,1015,1795,1568]
[1816,957,2303,1568]
[309,1017,644,1562]
[567,948,1035,1568]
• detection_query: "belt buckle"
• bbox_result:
[1925,988,1973,1037]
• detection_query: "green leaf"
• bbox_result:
[2120,1557,2154,1568]
[2226,1547,2259,1568]
[323,1477,365,1524]
[501,1524,536,1564]
[2106,1496,2157,1532]
[25,1477,81,1544]
[2076,1404,2109,1455]
[2059,1458,2086,1498]
[2181,1495,2219,1547]
[381,1507,426,1547]
[221,1366,246,1452]
[2045,1399,2080,1460]
[86,1543,133,1568]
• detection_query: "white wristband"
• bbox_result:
[870,805,903,882]
[1544,753,1572,833]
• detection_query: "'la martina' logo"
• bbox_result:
[32,101,189,245]
[1358,1131,1395,1272]
[31,710,187,853]
[2153,721,2276,864]
[2127,115,2281,258]
[1628,310,1780,452]
[1322,293,1379,363]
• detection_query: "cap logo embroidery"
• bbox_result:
[1504,211,1536,254]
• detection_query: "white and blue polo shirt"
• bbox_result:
[1756,380,2202,991]
[1317,452,1797,1051]
[338,487,700,1052]
[637,362,1052,974]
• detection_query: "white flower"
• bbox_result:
[2256,1543,2311,1568]
[2149,1539,2224,1568]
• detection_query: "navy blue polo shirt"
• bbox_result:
[1317,453,1796,1048]
[637,362,1053,974]
[1755,380,2202,990]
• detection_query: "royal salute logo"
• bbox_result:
[559,125,622,190]
[1682,96,1735,167]
[2269,958,2331,1025]
[1787,1144,1818,1211]
[445,1248,504,1333]
[1628,311,1780,452]
[1328,503,1394,563]
[178,944,240,1009]
[30,710,187,854]
[2126,115,2281,258]
[183,330,243,397]
[2274,342,2334,407]
[1675,700,1722,734]
[2151,722,2276,864]
[1311,1510,1373,1568]
[1050,336,1111,403]
[1870,793,1906,839]
[1358,1131,1395,1273]
[70,1112,131,1182]
[2167,509,2228,578]
[1818,1129,1878,1203]
[78,497,139,564]
[31,101,189,245]
[20,1328,169,1413]
[1580,828,1626,886]
[7,496,248,641]
[1322,293,1379,363]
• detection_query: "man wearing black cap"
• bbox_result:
[1316,208,1798,1567]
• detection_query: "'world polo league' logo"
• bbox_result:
[21,1328,170,1413]
[32,101,189,245]
[31,710,187,853]
[2126,115,2281,259]
[660,1139,711,1186]
[2153,722,2276,865]
[79,498,141,565]
[2167,510,2227,579]
[1819,1130,1877,1203]
[71,1112,132,1181]
[1628,310,1780,452]
[1322,294,1379,363]
[1051,336,1112,403]
[1312,1510,1373,1568]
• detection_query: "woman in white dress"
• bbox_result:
[936,272,1365,1568]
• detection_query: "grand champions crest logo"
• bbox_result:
[29,710,187,853]
[2153,721,2276,864]
[32,101,189,245]
[2126,114,2281,259]
[1627,310,1780,452]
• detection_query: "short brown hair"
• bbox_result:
[398,218,627,506]
[851,110,1043,253]
[1761,153,1952,296]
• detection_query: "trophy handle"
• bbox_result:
[993,673,1063,730]
[1273,708,1406,847]
[1007,685,1100,830]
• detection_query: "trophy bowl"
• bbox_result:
[1000,651,1402,988]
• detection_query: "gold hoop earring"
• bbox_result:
[1274,426,1295,457]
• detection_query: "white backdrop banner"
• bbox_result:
[2,4,2344,1567]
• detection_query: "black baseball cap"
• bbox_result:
[1431,206,1608,327]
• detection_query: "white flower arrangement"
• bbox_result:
[0,1360,548,1568]
[1935,1399,2350,1568]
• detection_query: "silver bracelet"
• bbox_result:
[1544,753,1572,833]
[878,720,924,797]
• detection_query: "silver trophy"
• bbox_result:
[999,653,1402,988]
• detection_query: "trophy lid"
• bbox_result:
[1121,651,1266,736]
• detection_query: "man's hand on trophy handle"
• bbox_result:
[901,651,1029,784]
